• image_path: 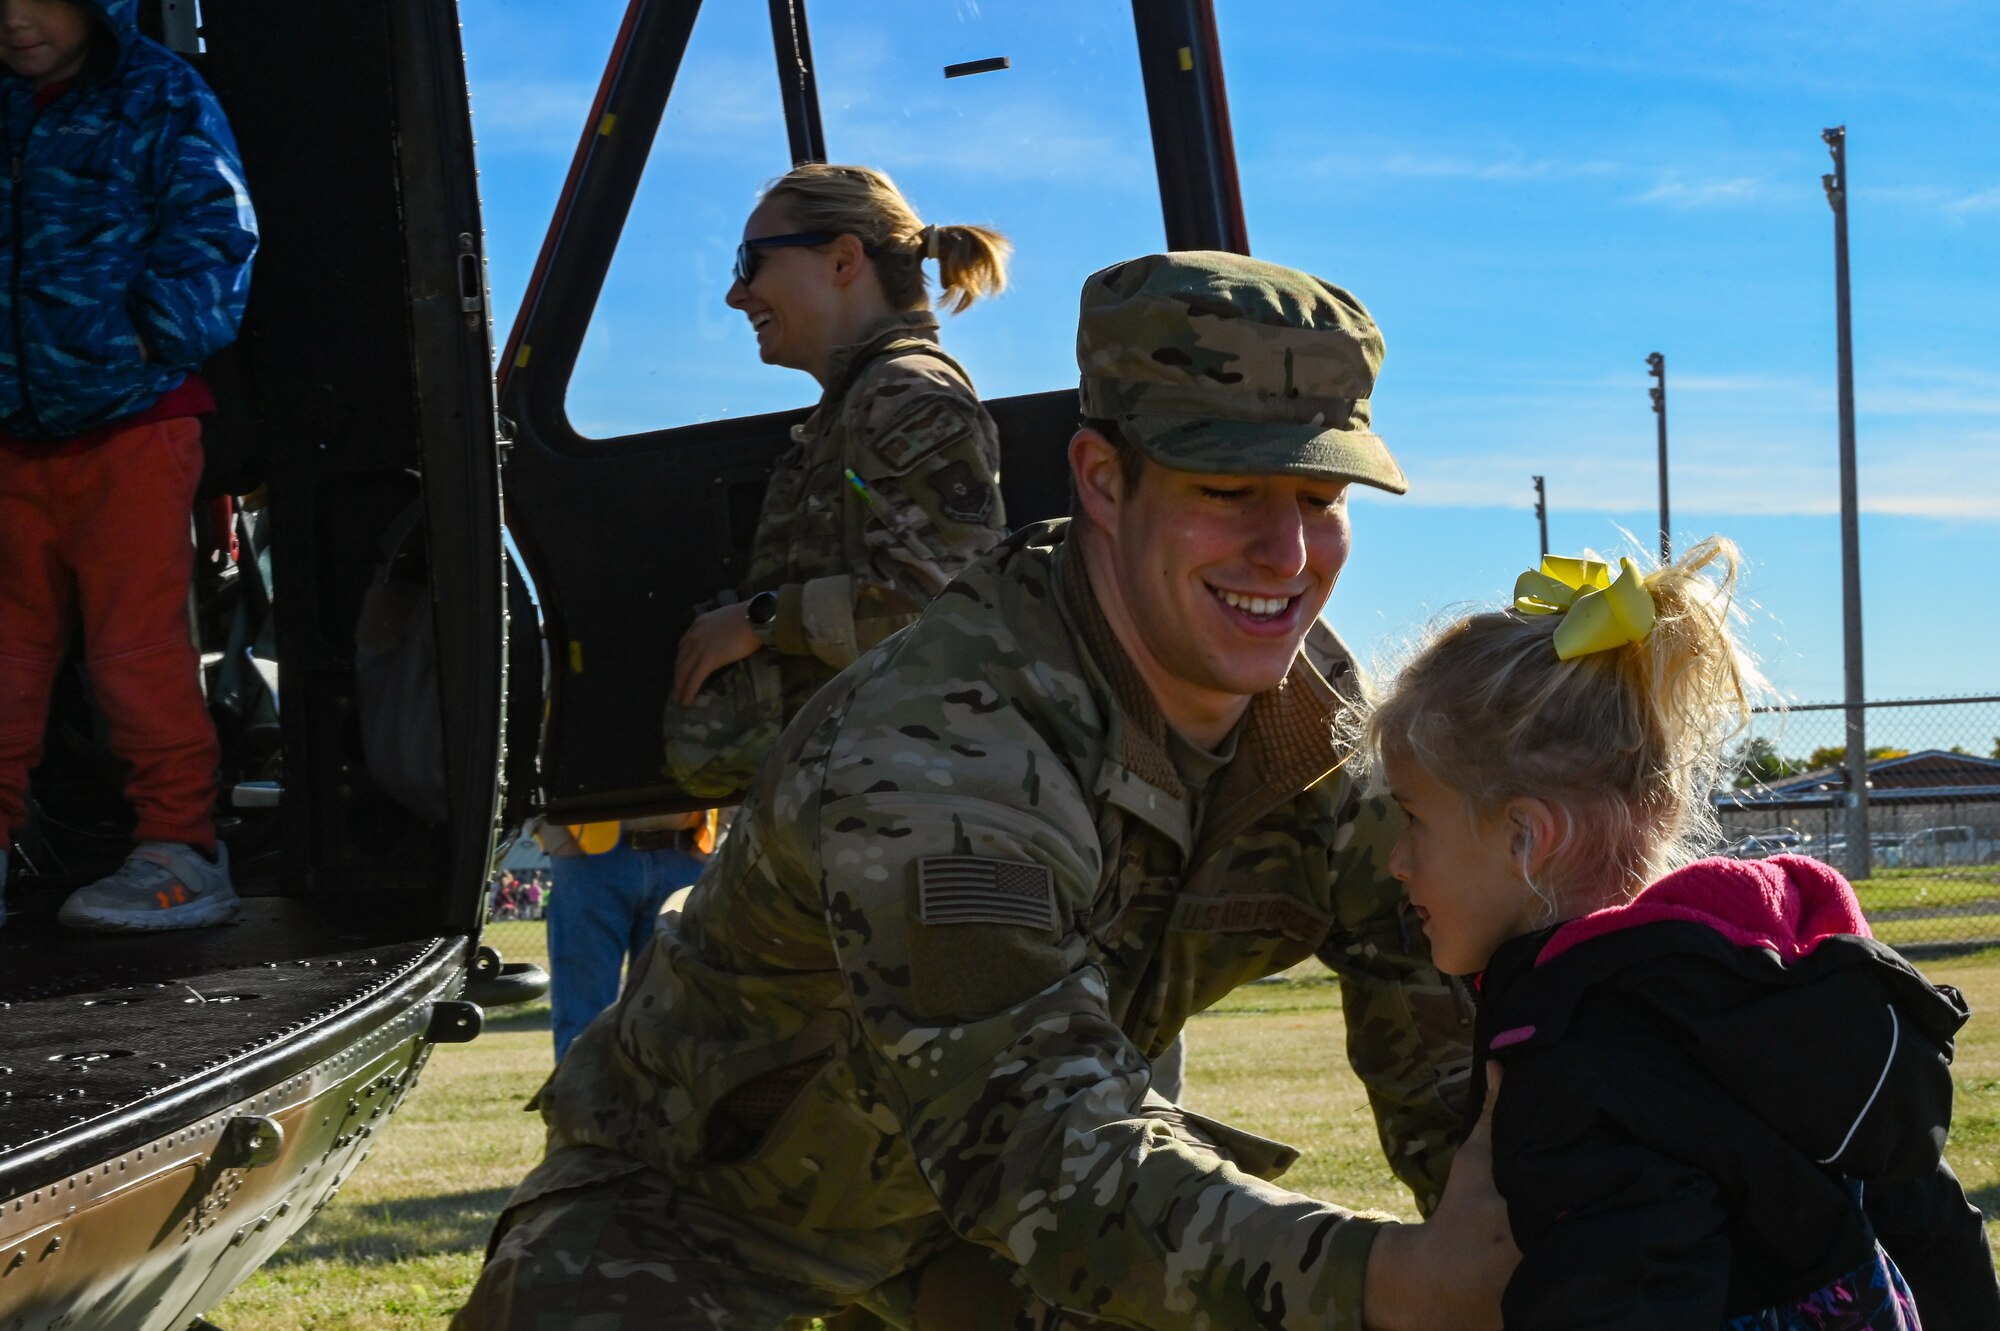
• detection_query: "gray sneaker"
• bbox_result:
[58,841,240,933]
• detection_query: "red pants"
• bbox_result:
[0,418,219,849]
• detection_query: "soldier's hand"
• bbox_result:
[672,603,763,704]
[1361,1062,1517,1331]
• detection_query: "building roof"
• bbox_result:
[1721,748,2000,809]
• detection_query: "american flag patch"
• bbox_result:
[918,856,1056,931]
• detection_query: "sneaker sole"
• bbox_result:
[57,891,243,933]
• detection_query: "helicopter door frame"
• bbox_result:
[497,0,1250,821]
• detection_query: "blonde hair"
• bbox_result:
[1365,537,1765,909]
[760,163,1010,315]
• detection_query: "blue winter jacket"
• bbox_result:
[0,0,257,440]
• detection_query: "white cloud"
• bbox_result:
[1861,386,2000,416]
[1386,443,2000,520]
[1361,152,1621,183]
[827,97,1150,186]
[656,58,791,151]
[1633,174,1773,208]
[471,57,792,161]
[1855,363,2000,417]
[1296,142,1625,187]
[1946,187,2000,216]
[469,78,595,150]
[1856,182,2000,219]
[1669,373,1817,397]
[1373,375,2000,519]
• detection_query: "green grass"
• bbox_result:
[479,917,551,972]
[203,952,2000,1329]
[205,999,557,1329]
[1852,867,2000,915]
[1875,912,2000,950]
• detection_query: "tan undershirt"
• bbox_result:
[1166,721,1242,838]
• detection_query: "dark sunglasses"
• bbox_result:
[733,231,838,286]
[732,231,880,286]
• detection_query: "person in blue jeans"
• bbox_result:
[536,816,709,1061]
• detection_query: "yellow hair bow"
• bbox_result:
[1514,555,1656,660]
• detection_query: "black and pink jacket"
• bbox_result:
[1469,854,1996,1330]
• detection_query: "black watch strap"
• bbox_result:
[745,590,780,646]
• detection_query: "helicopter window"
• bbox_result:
[562,1,1163,440]
[810,2,1163,400]
[564,4,800,438]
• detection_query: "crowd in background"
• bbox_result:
[488,870,547,921]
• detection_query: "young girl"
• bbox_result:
[1366,538,1997,1330]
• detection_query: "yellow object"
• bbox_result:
[569,640,585,673]
[598,113,617,136]
[1177,46,1193,71]
[513,344,533,369]
[569,821,622,855]
[1515,555,1656,660]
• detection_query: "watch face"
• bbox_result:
[747,592,778,625]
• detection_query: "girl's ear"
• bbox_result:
[1505,796,1562,875]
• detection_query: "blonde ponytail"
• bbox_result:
[760,164,1010,314]
[1364,536,1766,907]
[927,222,1011,314]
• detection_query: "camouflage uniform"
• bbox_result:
[664,310,1007,797]
[461,255,1474,1331]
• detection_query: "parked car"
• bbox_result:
[1902,826,1998,869]
[1724,828,1809,859]
[1817,832,1907,870]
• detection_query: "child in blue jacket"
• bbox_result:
[0,0,258,931]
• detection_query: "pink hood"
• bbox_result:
[1539,854,1871,967]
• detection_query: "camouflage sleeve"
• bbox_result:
[817,773,1394,1330]
[1315,793,1476,1216]
[768,356,1007,666]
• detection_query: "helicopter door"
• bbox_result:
[500,0,1244,820]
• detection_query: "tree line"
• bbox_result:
[1734,737,2000,789]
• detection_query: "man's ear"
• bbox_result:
[827,233,868,288]
[1069,427,1123,533]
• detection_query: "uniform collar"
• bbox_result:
[820,309,941,405]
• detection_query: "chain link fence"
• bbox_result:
[1717,694,2000,954]
[478,695,2000,978]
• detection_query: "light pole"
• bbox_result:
[1822,125,1870,882]
[1532,475,1548,557]
[1647,352,1670,564]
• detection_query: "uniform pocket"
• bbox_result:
[697,1050,935,1231]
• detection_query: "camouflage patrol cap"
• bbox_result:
[1076,251,1407,494]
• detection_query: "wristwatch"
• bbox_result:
[744,590,779,646]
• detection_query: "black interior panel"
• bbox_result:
[508,387,1078,822]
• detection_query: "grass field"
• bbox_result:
[1853,867,2000,914]
[206,932,2000,1328]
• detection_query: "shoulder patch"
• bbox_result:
[918,856,1055,931]
[925,457,996,525]
[866,392,977,477]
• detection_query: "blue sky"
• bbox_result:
[462,1,1998,735]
